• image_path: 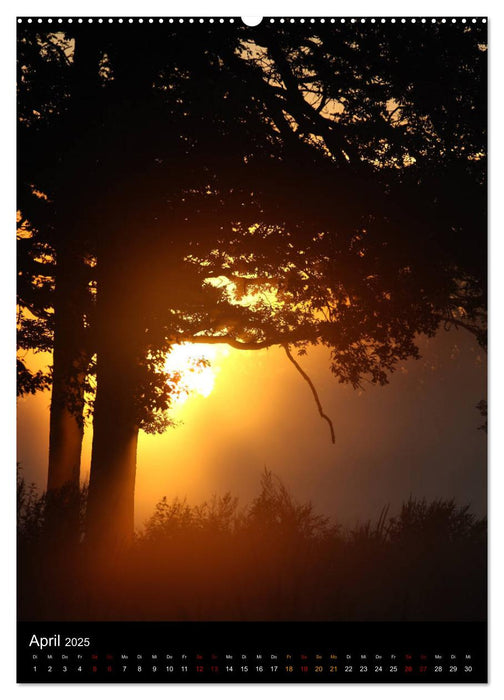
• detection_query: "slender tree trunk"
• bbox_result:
[44,31,101,542]
[45,241,88,543]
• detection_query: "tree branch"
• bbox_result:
[178,335,273,350]
[435,314,486,339]
[176,328,318,351]
[283,344,335,444]
[262,38,360,168]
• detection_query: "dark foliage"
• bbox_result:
[17,468,88,542]
[16,358,51,397]
[18,469,486,622]
[17,470,46,541]
[477,398,488,433]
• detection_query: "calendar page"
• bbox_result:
[16,14,487,683]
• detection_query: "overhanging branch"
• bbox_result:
[436,314,486,337]
[178,335,274,350]
[177,328,318,351]
[283,344,335,444]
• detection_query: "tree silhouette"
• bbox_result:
[17,21,486,550]
[17,28,101,537]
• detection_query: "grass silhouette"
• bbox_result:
[18,469,486,622]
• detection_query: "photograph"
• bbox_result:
[16,13,487,682]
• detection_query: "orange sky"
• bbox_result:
[17,329,486,530]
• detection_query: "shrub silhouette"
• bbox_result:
[144,492,241,540]
[142,470,334,542]
[386,497,486,544]
[17,467,88,542]
[245,469,335,540]
[17,470,45,542]
[17,468,486,622]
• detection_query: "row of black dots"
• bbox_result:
[17,17,487,25]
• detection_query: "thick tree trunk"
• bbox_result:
[85,344,139,550]
[86,416,139,551]
[85,252,141,551]
[84,38,157,552]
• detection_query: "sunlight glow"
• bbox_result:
[164,343,230,406]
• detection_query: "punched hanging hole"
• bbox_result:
[241,17,263,27]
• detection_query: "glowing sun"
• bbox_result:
[163,343,230,405]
